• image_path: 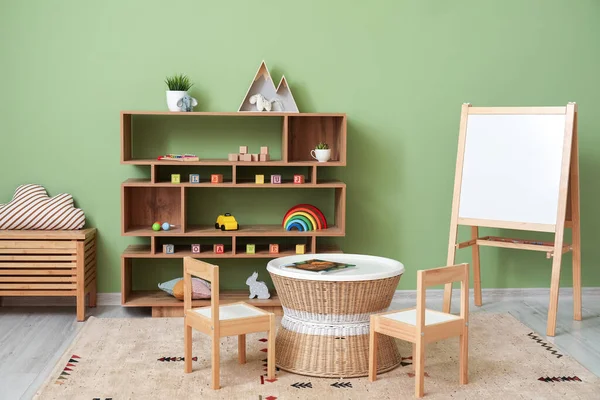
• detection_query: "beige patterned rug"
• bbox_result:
[34,313,599,399]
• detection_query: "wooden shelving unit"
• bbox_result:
[120,111,347,316]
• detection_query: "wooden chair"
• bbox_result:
[183,257,276,389]
[368,263,469,398]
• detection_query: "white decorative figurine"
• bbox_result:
[249,93,272,111]
[246,271,270,299]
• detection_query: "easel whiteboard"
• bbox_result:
[458,113,567,228]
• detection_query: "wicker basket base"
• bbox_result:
[275,326,402,378]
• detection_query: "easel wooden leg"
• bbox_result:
[471,227,482,307]
[443,234,457,313]
[547,247,564,337]
[570,118,582,321]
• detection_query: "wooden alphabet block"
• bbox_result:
[260,146,269,155]
[251,154,259,162]
[255,174,264,184]
[191,244,201,254]
[269,244,279,254]
[211,174,223,183]
[163,244,175,254]
[259,154,270,162]
[189,174,200,184]
[246,244,255,254]
[239,146,248,154]
[214,244,225,254]
[241,154,252,162]
[293,175,305,184]
[271,174,282,184]
[296,244,306,254]
[228,153,239,161]
[171,174,181,184]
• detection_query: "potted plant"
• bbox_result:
[165,73,196,112]
[310,142,331,162]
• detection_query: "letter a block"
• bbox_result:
[214,244,225,254]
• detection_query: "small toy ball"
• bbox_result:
[162,222,171,231]
[152,222,161,231]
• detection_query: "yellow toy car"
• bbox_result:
[215,213,239,231]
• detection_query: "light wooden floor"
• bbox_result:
[1,293,599,400]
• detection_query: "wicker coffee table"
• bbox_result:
[267,253,404,378]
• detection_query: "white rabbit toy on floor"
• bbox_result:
[246,271,270,299]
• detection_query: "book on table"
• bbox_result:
[284,259,356,274]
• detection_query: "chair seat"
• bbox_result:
[381,308,460,326]
[193,302,267,320]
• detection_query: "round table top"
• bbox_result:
[267,253,404,281]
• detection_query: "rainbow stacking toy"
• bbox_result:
[282,204,327,231]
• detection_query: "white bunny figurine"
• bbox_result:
[246,271,270,299]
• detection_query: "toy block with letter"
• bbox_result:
[171,174,181,184]
[246,244,256,254]
[293,175,305,184]
[211,174,223,183]
[191,244,201,254]
[163,244,175,254]
[189,174,200,184]
[239,146,248,154]
[213,244,225,254]
[271,174,282,184]
[296,244,306,254]
[255,174,264,184]
[241,154,252,162]
[228,153,239,161]
[260,146,269,154]
[269,244,279,254]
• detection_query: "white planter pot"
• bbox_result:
[310,149,331,162]
[166,90,187,112]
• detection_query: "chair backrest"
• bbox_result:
[416,263,469,328]
[183,257,219,324]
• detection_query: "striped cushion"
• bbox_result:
[0,184,85,230]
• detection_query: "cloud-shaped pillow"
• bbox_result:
[0,184,85,230]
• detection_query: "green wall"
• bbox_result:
[1,1,599,292]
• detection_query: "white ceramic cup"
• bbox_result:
[311,149,331,162]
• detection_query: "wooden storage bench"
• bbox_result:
[0,228,97,321]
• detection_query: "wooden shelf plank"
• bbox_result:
[122,244,342,259]
[123,224,344,237]
[123,289,281,308]
[122,178,346,188]
[121,111,345,117]
[122,159,345,167]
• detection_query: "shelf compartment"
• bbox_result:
[123,159,345,167]
[288,115,346,163]
[122,224,343,237]
[123,243,342,259]
[123,178,346,188]
[122,186,183,234]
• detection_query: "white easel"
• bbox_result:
[443,103,581,337]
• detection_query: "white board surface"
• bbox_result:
[458,114,567,226]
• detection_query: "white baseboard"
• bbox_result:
[2,288,599,307]
[392,287,600,301]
